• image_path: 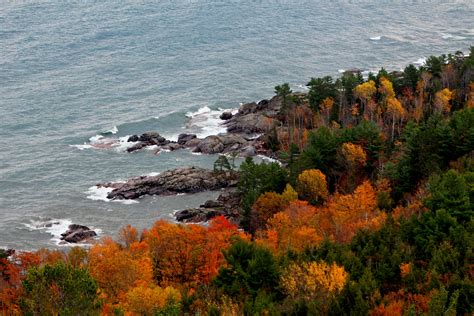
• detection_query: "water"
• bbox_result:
[1,0,473,250]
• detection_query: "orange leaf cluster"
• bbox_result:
[145,216,247,287]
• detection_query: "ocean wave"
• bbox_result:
[441,33,467,40]
[86,185,139,205]
[184,105,237,139]
[103,126,118,134]
[370,36,381,41]
[413,57,427,66]
[23,217,101,246]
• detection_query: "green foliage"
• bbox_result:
[214,239,280,301]
[20,262,101,316]
[307,76,338,111]
[238,157,287,230]
[388,109,474,199]
[213,155,232,172]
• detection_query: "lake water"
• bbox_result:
[1,0,473,249]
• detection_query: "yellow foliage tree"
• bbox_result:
[281,261,348,307]
[379,77,395,99]
[123,284,181,315]
[434,88,453,114]
[354,80,377,120]
[341,142,367,168]
[281,183,298,203]
[296,169,329,205]
[386,97,406,141]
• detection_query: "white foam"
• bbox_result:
[86,186,139,205]
[106,126,119,134]
[23,218,99,246]
[185,106,237,139]
[413,57,427,66]
[441,33,467,40]
[186,106,212,118]
[370,36,381,41]
[86,185,114,202]
[69,144,93,150]
[338,69,346,73]
[257,154,282,166]
[146,172,161,177]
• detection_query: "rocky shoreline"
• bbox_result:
[67,94,288,241]
[123,95,283,157]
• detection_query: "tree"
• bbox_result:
[434,88,453,114]
[214,239,280,300]
[296,169,329,205]
[123,284,181,315]
[89,237,153,303]
[20,262,101,315]
[354,80,377,120]
[145,216,245,287]
[280,261,348,308]
[307,76,338,112]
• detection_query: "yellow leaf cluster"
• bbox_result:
[434,88,453,114]
[296,169,329,204]
[124,284,181,315]
[386,97,406,119]
[379,77,395,98]
[341,142,367,168]
[354,80,377,101]
[281,261,348,302]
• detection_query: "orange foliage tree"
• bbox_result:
[258,200,321,254]
[321,181,386,243]
[145,216,245,288]
[88,237,153,304]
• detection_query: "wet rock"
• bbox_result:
[194,136,224,154]
[60,224,97,243]
[178,133,197,145]
[220,111,233,120]
[175,208,221,223]
[241,145,257,157]
[201,200,223,208]
[101,167,239,200]
[127,135,140,142]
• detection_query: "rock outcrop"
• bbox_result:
[60,224,97,243]
[174,190,242,224]
[126,132,174,153]
[100,167,239,200]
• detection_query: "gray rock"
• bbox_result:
[220,111,233,120]
[241,145,257,157]
[60,224,97,243]
[101,167,239,200]
[201,200,223,208]
[194,135,224,154]
[178,133,197,145]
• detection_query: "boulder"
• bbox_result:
[127,135,140,142]
[194,136,224,154]
[178,133,197,145]
[241,145,257,157]
[60,224,97,243]
[201,200,223,208]
[220,111,233,120]
[175,208,221,223]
